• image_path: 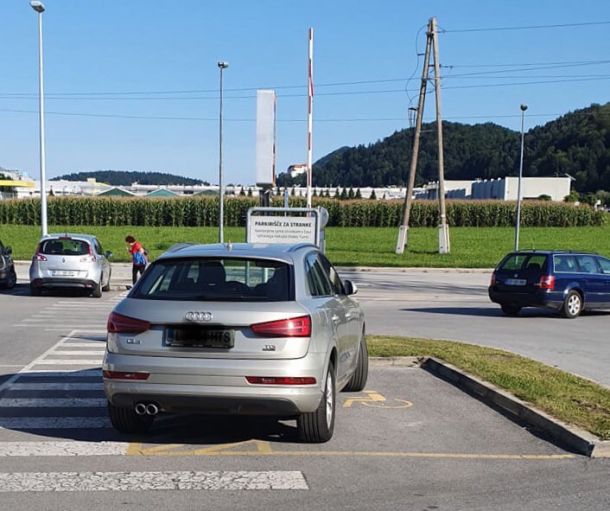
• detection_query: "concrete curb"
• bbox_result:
[372,355,609,458]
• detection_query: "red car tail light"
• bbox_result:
[490,272,496,286]
[107,312,150,334]
[246,376,317,385]
[250,315,311,337]
[103,370,149,381]
[539,275,556,290]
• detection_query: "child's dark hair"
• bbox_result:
[125,235,136,243]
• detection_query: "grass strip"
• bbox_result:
[368,335,610,440]
[2,224,610,267]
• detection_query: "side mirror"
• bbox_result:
[105,251,113,259]
[344,279,358,296]
[5,246,12,255]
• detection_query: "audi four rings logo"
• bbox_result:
[185,311,213,322]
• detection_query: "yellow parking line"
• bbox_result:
[128,447,574,460]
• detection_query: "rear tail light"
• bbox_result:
[81,244,96,263]
[107,312,150,333]
[490,272,496,286]
[539,275,556,290]
[250,315,311,337]
[103,370,149,381]
[33,253,47,262]
[246,376,316,385]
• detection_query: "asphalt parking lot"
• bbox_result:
[1,285,610,509]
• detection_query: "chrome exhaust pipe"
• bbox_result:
[134,402,147,415]
[145,403,159,416]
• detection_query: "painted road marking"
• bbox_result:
[30,360,102,365]
[0,440,575,460]
[0,417,111,429]
[48,351,105,356]
[10,383,104,391]
[343,390,412,409]
[0,441,128,457]
[0,398,106,407]
[0,471,309,491]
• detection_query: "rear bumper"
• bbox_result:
[488,286,563,309]
[30,277,98,289]
[103,351,327,415]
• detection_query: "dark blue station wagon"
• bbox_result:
[488,250,610,318]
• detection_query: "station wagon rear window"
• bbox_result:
[131,257,293,302]
[40,238,90,256]
[498,254,548,273]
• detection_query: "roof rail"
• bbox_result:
[166,242,194,253]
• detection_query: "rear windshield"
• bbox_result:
[498,253,548,273]
[131,257,293,302]
[40,238,90,256]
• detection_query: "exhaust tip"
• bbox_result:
[134,402,147,415]
[145,403,159,416]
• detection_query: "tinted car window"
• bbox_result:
[598,257,610,274]
[577,255,600,274]
[318,254,345,295]
[499,254,547,272]
[41,238,89,256]
[305,253,333,297]
[132,257,292,301]
[498,254,528,271]
[553,255,578,272]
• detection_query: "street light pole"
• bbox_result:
[31,1,48,237]
[217,61,229,243]
[514,104,528,251]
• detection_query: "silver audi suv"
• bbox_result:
[29,233,112,297]
[103,242,368,443]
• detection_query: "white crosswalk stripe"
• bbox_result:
[0,471,309,491]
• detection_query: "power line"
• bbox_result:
[442,20,610,33]
[2,107,607,123]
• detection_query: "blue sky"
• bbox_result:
[1,0,610,185]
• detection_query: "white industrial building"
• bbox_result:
[417,177,571,202]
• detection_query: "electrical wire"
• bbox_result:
[442,20,610,33]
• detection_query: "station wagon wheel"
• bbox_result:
[562,290,582,319]
[297,362,335,443]
[501,304,521,316]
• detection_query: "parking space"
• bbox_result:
[0,325,569,460]
[2,281,609,511]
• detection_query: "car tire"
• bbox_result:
[343,332,369,392]
[102,271,111,292]
[91,280,102,298]
[297,362,335,443]
[107,401,153,434]
[501,304,521,316]
[5,268,17,289]
[30,285,41,296]
[562,290,582,319]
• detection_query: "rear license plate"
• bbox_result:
[52,270,77,277]
[165,327,234,349]
[504,278,527,286]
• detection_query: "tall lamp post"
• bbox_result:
[31,1,48,237]
[217,61,229,243]
[514,103,528,251]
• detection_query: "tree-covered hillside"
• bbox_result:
[277,103,610,194]
[51,170,206,186]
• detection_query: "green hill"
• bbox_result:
[277,102,610,194]
[51,170,206,187]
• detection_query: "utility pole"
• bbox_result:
[395,25,432,254]
[431,17,449,254]
[395,16,450,255]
